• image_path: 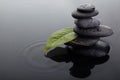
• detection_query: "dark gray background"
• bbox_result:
[0,0,120,80]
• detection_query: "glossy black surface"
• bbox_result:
[0,0,120,80]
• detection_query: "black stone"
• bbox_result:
[72,10,99,19]
[74,25,113,37]
[46,47,70,63]
[65,37,99,46]
[70,40,110,57]
[46,47,68,58]
[74,18,100,28]
[77,4,95,12]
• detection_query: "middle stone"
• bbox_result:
[74,18,100,28]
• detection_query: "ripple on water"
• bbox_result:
[19,41,68,72]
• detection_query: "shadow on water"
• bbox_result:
[46,44,110,78]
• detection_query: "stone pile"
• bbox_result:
[66,4,113,57]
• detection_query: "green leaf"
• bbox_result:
[44,27,78,53]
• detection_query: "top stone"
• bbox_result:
[77,3,95,12]
[72,4,98,19]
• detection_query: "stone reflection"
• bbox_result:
[46,40,110,78]
[69,54,109,78]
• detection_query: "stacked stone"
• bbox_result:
[66,4,113,57]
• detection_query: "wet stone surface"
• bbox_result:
[73,25,113,37]
[77,3,95,12]
[74,18,100,28]
[72,10,99,19]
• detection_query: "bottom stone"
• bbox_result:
[68,40,110,57]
